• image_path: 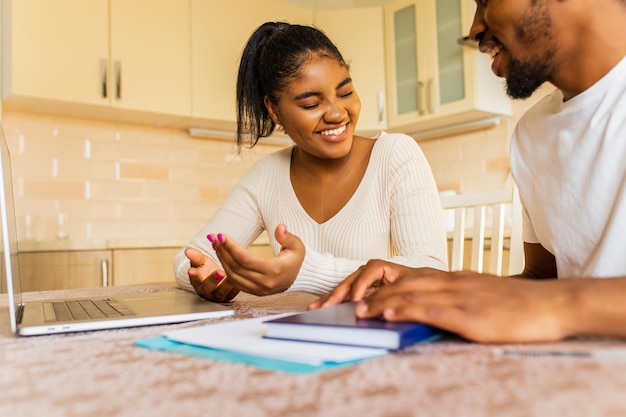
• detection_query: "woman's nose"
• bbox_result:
[324,100,347,121]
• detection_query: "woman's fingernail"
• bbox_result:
[217,233,225,243]
[207,234,215,243]
[215,271,224,281]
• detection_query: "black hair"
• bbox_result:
[236,22,348,148]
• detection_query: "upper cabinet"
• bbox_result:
[1,0,191,123]
[108,0,190,117]
[383,0,511,134]
[189,0,313,129]
[314,7,387,137]
[2,0,108,107]
[1,0,511,134]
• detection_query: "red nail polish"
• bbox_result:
[217,233,225,243]
[215,271,224,281]
[207,234,215,243]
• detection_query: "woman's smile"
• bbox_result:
[318,124,348,142]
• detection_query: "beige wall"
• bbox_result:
[419,83,555,194]
[1,111,283,243]
[419,117,515,194]
[1,83,553,244]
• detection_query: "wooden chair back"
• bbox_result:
[440,188,524,276]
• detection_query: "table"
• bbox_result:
[2,283,626,417]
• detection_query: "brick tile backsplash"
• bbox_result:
[2,93,544,243]
[2,111,278,242]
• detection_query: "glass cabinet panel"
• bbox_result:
[436,0,465,105]
[393,4,419,115]
[384,0,511,133]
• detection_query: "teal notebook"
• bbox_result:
[135,336,370,375]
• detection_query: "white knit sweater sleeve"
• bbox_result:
[173,151,282,292]
[292,246,372,295]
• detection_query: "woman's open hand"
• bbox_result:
[208,224,305,296]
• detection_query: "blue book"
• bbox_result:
[263,302,441,350]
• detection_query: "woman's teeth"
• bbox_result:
[320,125,346,136]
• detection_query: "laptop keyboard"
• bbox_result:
[43,299,136,322]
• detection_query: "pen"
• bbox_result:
[492,347,626,360]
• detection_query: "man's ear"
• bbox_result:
[264,96,281,125]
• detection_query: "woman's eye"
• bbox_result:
[339,90,354,98]
[302,103,319,110]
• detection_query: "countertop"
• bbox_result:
[2,283,626,417]
[17,234,271,252]
[17,238,189,252]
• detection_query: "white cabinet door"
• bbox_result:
[2,0,191,120]
[384,0,511,134]
[2,0,109,106]
[109,0,191,117]
[314,7,387,137]
[190,0,313,127]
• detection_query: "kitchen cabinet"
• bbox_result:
[18,250,112,292]
[314,7,387,136]
[383,0,511,134]
[2,0,191,122]
[107,0,191,116]
[17,247,180,291]
[111,247,180,286]
[189,0,313,129]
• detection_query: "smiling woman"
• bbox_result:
[173,22,448,303]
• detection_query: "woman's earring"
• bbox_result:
[276,124,285,134]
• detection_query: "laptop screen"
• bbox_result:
[0,127,24,331]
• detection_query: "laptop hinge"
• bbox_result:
[16,303,24,324]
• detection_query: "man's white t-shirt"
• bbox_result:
[511,56,626,278]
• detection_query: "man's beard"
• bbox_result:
[505,0,554,99]
[505,55,551,99]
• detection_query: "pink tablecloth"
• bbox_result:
[2,283,626,417]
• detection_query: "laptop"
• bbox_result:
[0,128,235,336]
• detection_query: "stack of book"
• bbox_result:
[135,302,442,374]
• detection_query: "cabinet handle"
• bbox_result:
[427,78,437,114]
[377,91,386,126]
[100,58,108,98]
[100,257,110,287]
[417,81,426,115]
[115,60,122,99]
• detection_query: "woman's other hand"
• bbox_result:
[209,224,305,296]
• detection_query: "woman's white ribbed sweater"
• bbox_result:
[174,132,448,296]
